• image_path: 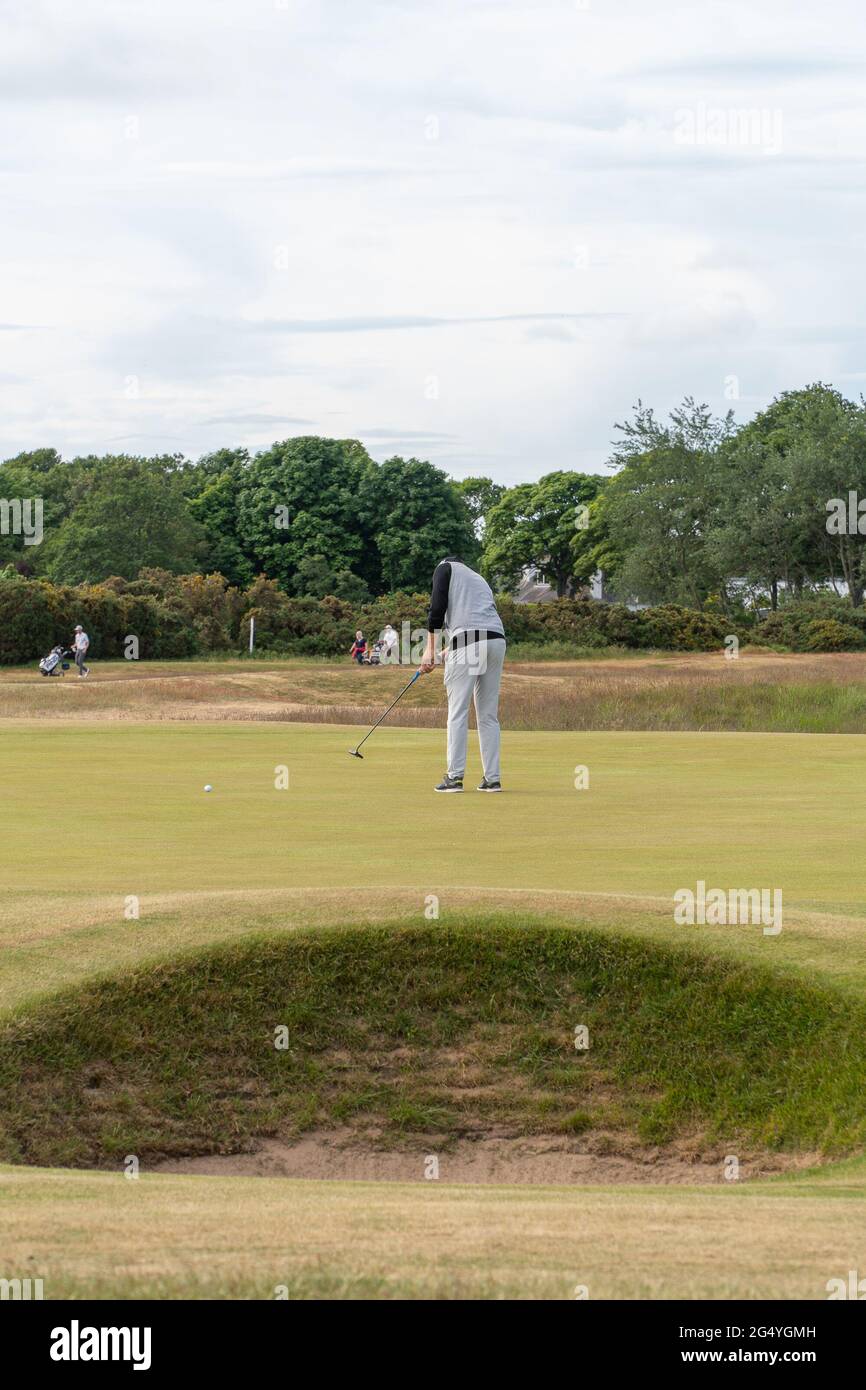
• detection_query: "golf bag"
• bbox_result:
[39,646,72,677]
[364,639,399,666]
[364,640,384,665]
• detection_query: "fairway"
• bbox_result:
[3,1161,866,1300]
[5,0,866,1336]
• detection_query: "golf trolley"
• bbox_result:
[38,646,73,677]
[363,640,385,665]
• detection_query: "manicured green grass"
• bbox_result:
[3,721,866,1013]
[2,721,865,905]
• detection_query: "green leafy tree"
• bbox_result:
[294,553,370,602]
[0,448,71,572]
[710,384,866,608]
[791,399,866,607]
[599,400,734,607]
[361,456,478,591]
[40,455,204,585]
[185,449,254,588]
[236,437,378,592]
[453,476,506,539]
[482,471,604,597]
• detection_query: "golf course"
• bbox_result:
[5,0,866,1332]
[1,657,866,1299]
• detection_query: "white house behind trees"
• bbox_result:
[516,566,639,607]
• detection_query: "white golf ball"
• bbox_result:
[204,784,213,793]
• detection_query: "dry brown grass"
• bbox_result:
[4,1159,864,1298]
[4,650,866,731]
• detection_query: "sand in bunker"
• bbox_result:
[154,1131,818,1185]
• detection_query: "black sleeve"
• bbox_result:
[427,561,451,631]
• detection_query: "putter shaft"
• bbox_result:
[348,668,423,758]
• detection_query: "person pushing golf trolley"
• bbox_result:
[71,624,91,678]
[347,556,506,791]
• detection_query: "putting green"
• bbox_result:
[2,721,863,908]
[3,719,866,1012]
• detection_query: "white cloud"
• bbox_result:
[0,0,864,479]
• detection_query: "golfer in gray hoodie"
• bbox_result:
[420,556,506,793]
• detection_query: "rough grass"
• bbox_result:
[2,919,864,1171]
[5,651,866,731]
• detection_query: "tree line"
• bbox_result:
[2,382,866,610]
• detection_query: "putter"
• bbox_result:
[349,668,424,758]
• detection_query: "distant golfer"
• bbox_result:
[380,622,399,662]
[420,556,505,792]
[72,624,90,678]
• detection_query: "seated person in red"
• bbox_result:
[350,630,367,664]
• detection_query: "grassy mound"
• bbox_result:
[1,918,864,1169]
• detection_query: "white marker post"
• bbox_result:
[249,615,255,655]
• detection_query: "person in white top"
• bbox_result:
[380,623,399,663]
[72,624,90,678]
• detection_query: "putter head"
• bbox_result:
[348,749,363,759]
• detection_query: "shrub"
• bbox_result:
[803,619,866,652]
[754,610,802,649]
[0,572,199,662]
[639,604,734,652]
[13,569,865,663]
[177,574,244,650]
[0,574,58,664]
[756,597,866,651]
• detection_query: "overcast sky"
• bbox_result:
[1,0,865,483]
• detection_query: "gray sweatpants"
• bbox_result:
[75,648,88,675]
[444,638,506,782]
